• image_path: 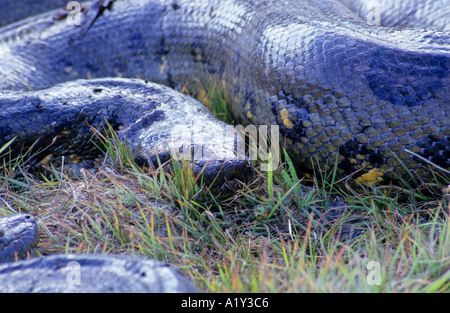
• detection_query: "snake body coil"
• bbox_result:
[0,0,449,184]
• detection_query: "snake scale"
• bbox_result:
[0,214,197,292]
[0,0,449,185]
[0,0,449,293]
[0,213,39,263]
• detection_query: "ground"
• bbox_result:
[0,85,449,292]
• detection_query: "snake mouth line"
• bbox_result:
[139,149,254,189]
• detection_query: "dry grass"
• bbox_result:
[0,83,449,292]
[1,137,449,292]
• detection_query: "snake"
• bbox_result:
[0,213,39,263]
[0,214,197,292]
[0,0,449,292]
[0,0,449,186]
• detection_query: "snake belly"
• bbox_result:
[0,0,449,184]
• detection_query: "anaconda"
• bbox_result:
[0,0,449,184]
[0,253,198,292]
[0,214,197,292]
[0,78,251,187]
[0,213,39,263]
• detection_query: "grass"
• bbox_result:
[0,84,449,293]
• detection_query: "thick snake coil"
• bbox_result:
[0,0,449,185]
[0,214,39,263]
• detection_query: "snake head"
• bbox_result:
[133,118,254,193]
[0,214,39,263]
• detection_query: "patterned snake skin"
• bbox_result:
[0,214,39,263]
[0,0,449,184]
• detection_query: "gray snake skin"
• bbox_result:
[0,214,39,263]
[0,0,448,293]
[0,212,197,292]
[0,78,251,187]
[0,0,449,185]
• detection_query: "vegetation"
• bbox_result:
[0,84,449,293]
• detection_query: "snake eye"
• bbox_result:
[0,229,4,238]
